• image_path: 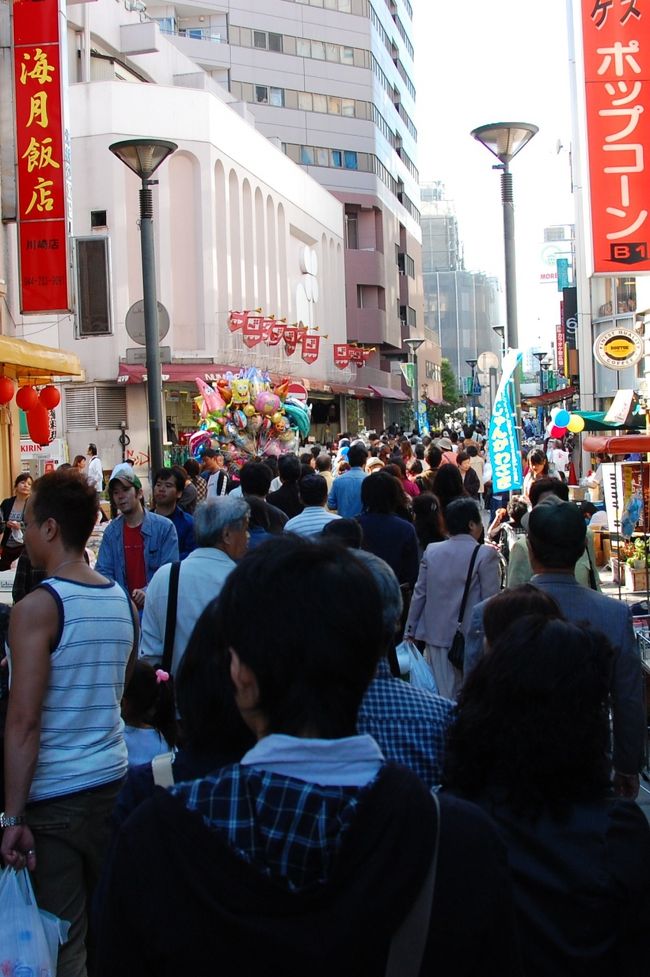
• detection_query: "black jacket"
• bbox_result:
[96,765,522,977]
[267,482,304,520]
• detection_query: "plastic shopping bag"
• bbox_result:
[0,867,70,977]
[395,639,438,694]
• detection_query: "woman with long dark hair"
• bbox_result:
[356,472,419,588]
[444,614,650,974]
[0,472,33,570]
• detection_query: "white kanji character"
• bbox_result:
[604,80,643,105]
[597,40,641,76]
[603,143,644,173]
[599,104,643,141]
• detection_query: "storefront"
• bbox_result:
[0,336,82,497]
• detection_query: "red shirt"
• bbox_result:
[123,522,146,593]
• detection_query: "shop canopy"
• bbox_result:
[0,335,82,383]
[522,385,578,407]
[574,409,645,431]
[583,434,650,455]
[117,362,374,398]
[368,384,410,402]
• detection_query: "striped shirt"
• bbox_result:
[26,576,134,802]
[284,506,340,537]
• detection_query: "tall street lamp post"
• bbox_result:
[532,351,546,395]
[470,123,538,352]
[404,337,425,433]
[109,138,177,479]
[466,358,478,426]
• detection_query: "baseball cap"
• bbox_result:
[527,497,586,548]
[108,470,142,492]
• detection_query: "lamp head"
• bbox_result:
[109,139,178,179]
[470,122,538,164]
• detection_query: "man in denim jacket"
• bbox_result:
[96,471,178,610]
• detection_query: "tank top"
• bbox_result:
[27,576,135,802]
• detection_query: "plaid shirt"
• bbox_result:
[357,659,454,789]
[172,766,367,892]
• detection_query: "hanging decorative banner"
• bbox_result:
[581,0,650,273]
[302,334,320,365]
[283,326,299,355]
[348,346,371,365]
[333,343,351,369]
[266,322,285,345]
[488,349,523,493]
[242,313,267,348]
[228,310,248,333]
[13,0,71,313]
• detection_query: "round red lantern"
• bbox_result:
[26,402,51,446]
[16,385,39,412]
[0,376,14,405]
[39,385,61,410]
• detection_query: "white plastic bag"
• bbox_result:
[395,639,439,694]
[0,867,70,977]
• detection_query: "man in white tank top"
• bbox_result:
[1,470,138,977]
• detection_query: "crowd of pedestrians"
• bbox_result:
[0,428,649,976]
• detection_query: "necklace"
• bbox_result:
[50,558,86,576]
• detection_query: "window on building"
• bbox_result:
[269,32,283,51]
[90,210,107,228]
[344,150,358,169]
[311,39,325,59]
[328,95,342,114]
[342,98,355,116]
[341,46,355,65]
[298,91,312,110]
[253,30,267,48]
[312,93,327,113]
[297,37,311,57]
[75,237,112,337]
[255,85,268,103]
[269,86,284,106]
[345,211,358,248]
[316,147,329,166]
[357,284,365,308]
[331,149,343,167]
[326,43,340,62]
[300,146,315,164]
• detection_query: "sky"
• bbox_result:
[413,0,577,350]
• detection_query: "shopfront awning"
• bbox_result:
[329,383,373,398]
[368,384,410,402]
[583,434,650,455]
[118,362,366,397]
[522,385,578,407]
[574,409,644,431]
[0,335,82,381]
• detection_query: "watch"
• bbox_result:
[0,812,26,828]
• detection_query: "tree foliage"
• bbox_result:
[441,358,460,407]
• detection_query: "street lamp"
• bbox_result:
[470,123,538,351]
[404,337,425,433]
[109,138,177,479]
[466,358,478,425]
[532,351,546,394]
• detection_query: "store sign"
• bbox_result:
[13,0,71,313]
[593,325,644,368]
[488,350,523,493]
[581,0,650,273]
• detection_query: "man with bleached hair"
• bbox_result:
[140,497,250,676]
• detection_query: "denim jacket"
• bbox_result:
[96,509,179,591]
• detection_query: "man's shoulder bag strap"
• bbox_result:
[162,561,180,673]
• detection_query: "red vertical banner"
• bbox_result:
[13,0,71,312]
[555,321,566,376]
[301,335,320,364]
[581,0,650,273]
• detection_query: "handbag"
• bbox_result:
[395,638,439,694]
[447,544,481,672]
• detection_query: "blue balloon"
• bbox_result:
[554,409,570,427]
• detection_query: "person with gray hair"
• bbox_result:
[140,497,250,676]
[354,549,456,790]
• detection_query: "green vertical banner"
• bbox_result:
[400,362,416,387]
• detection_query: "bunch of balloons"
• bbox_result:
[0,378,60,445]
[189,367,311,466]
[549,407,585,439]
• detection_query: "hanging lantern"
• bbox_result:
[26,402,51,446]
[16,385,39,412]
[0,376,14,405]
[39,385,61,410]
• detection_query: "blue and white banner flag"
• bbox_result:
[488,349,523,493]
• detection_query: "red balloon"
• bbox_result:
[550,424,567,438]
[0,376,14,405]
[39,385,61,410]
[26,402,51,446]
[16,385,39,411]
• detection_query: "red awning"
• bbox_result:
[522,385,578,406]
[118,362,339,394]
[583,434,650,455]
[329,383,374,398]
[368,384,410,402]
